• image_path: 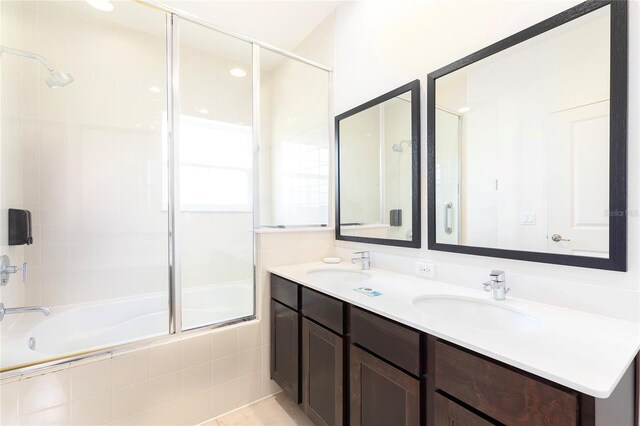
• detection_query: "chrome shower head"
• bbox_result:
[1,46,74,89]
[46,71,74,89]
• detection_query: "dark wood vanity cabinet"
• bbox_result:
[270,274,636,426]
[270,276,301,403]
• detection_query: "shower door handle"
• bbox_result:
[443,202,453,235]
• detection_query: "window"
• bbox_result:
[164,114,252,212]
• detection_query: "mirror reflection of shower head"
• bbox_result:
[1,46,74,89]
[392,139,412,152]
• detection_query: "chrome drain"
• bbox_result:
[28,337,36,351]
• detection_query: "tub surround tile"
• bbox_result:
[149,370,182,408]
[180,388,211,425]
[238,321,261,351]
[20,403,69,426]
[182,335,211,368]
[111,381,149,421]
[1,380,19,421]
[149,343,182,377]
[238,371,262,405]
[238,347,261,376]
[70,392,112,426]
[211,354,239,387]
[19,369,70,415]
[183,361,212,397]
[108,409,149,426]
[111,350,148,389]
[70,358,112,400]
[210,379,239,419]
[147,398,185,426]
[211,327,239,360]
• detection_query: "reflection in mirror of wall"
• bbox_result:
[336,80,420,248]
[428,1,627,270]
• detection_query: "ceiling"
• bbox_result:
[158,0,341,51]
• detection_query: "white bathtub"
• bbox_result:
[0,281,253,371]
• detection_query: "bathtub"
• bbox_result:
[0,281,254,372]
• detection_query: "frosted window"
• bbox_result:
[164,114,252,212]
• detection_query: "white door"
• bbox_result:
[546,100,609,257]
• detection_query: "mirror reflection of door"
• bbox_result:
[546,100,609,257]
[435,108,461,244]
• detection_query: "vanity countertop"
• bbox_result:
[268,261,640,399]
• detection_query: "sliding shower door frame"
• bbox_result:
[160,2,332,336]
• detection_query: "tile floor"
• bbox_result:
[203,392,313,426]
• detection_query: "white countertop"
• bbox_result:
[268,261,640,399]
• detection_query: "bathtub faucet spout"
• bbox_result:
[0,303,52,321]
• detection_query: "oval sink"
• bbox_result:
[306,269,371,282]
[413,295,542,332]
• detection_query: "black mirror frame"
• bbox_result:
[336,80,421,248]
[427,0,627,271]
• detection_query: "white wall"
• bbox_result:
[333,0,640,322]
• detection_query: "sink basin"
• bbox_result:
[413,295,542,332]
[306,269,371,282]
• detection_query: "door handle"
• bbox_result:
[551,234,570,242]
[443,202,453,235]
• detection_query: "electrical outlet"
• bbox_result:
[414,261,435,279]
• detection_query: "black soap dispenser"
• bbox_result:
[8,208,33,245]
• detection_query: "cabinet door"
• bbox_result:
[271,300,300,403]
[350,346,420,426]
[302,318,343,426]
[435,393,496,426]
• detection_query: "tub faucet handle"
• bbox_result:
[1,255,28,285]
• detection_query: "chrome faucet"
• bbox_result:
[483,270,509,300]
[0,303,52,321]
[352,251,371,270]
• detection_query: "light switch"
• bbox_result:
[519,212,536,225]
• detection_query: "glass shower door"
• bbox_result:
[175,18,255,331]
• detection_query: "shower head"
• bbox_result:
[392,139,412,152]
[46,71,74,89]
[1,46,74,89]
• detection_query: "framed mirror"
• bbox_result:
[336,80,421,248]
[427,1,627,270]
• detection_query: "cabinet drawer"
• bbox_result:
[271,274,300,310]
[351,306,421,376]
[435,341,578,425]
[434,392,496,426]
[302,287,344,335]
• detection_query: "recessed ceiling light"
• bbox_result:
[198,108,209,114]
[149,85,162,94]
[86,0,114,12]
[230,68,247,78]
[458,106,471,113]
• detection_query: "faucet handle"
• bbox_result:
[353,251,370,258]
[489,269,505,281]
